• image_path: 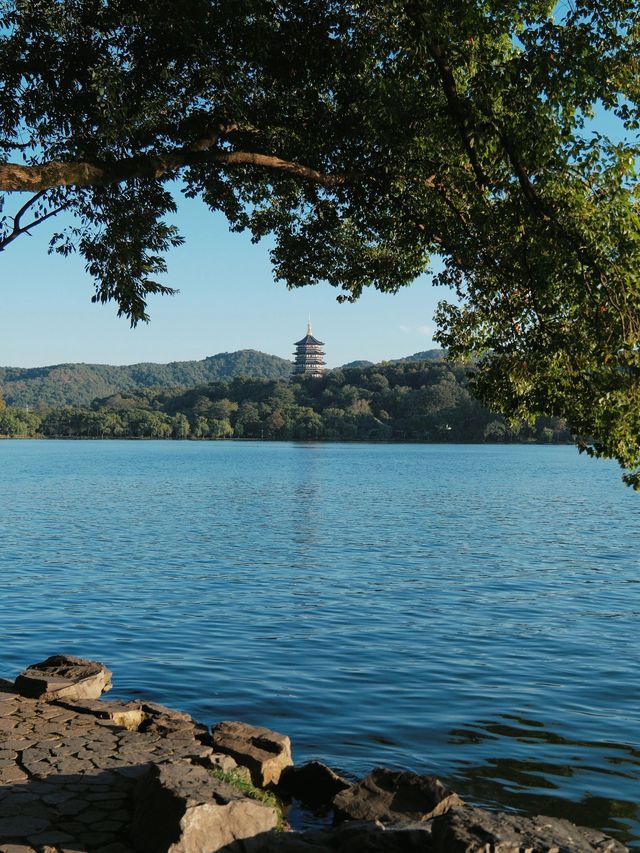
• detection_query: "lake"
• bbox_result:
[0,440,638,845]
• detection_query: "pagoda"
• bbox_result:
[292,320,326,378]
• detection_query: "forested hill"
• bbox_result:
[0,349,444,408]
[340,349,444,369]
[0,350,293,407]
[0,359,570,444]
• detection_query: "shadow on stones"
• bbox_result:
[0,764,148,853]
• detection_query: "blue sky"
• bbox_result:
[0,192,442,369]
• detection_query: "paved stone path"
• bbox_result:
[0,678,217,853]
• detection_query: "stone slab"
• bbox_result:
[14,656,112,702]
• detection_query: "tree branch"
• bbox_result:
[13,189,48,228]
[426,42,491,192]
[0,190,71,251]
[0,145,352,193]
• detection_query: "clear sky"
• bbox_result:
[0,192,443,369]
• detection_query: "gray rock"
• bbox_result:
[430,806,628,852]
[130,762,279,853]
[332,768,462,825]
[279,762,351,808]
[211,721,293,787]
[232,821,434,852]
[331,819,433,852]
[240,830,333,852]
[14,656,112,702]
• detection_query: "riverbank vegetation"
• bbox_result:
[0,361,571,444]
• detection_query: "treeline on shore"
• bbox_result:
[0,360,571,443]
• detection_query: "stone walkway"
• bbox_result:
[0,677,217,853]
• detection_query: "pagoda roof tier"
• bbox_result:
[294,333,325,346]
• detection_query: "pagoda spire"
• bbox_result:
[307,316,312,336]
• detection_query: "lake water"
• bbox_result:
[0,440,638,844]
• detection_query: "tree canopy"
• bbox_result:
[0,1,638,482]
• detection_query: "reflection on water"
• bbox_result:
[448,715,640,846]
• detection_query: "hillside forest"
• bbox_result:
[0,350,291,408]
[0,360,571,444]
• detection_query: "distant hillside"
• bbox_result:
[0,350,292,408]
[339,360,374,369]
[338,350,444,370]
[394,349,445,362]
[0,348,446,408]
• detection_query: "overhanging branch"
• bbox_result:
[0,147,352,193]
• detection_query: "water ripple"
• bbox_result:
[0,440,638,845]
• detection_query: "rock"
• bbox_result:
[331,820,434,852]
[208,753,240,774]
[234,821,434,852]
[140,702,193,726]
[431,806,628,852]
[279,762,351,808]
[0,815,50,837]
[0,846,39,853]
[239,830,334,851]
[53,698,146,732]
[14,656,112,702]
[141,702,210,742]
[211,721,293,787]
[332,768,462,825]
[130,762,279,853]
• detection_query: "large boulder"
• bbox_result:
[211,721,293,787]
[130,762,279,853]
[431,806,628,852]
[14,655,112,701]
[332,768,462,825]
[279,761,351,808]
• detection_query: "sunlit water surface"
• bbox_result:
[1,441,638,844]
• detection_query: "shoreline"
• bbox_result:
[0,655,630,853]
[0,434,574,446]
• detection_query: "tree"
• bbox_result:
[265,410,286,437]
[0,1,638,481]
[172,413,191,439]
[192,416,210,438]
[209,418,234,439]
